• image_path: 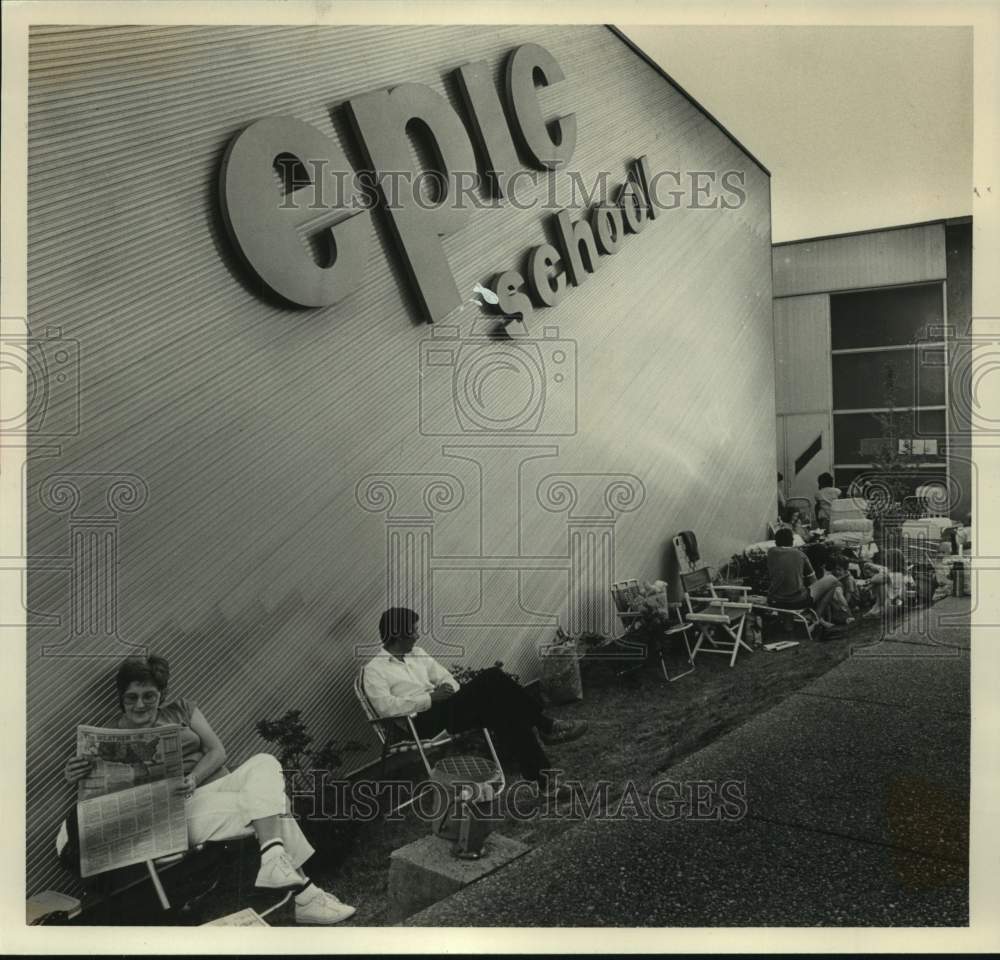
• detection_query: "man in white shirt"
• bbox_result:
[362,607,587,797]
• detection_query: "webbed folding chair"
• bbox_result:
[786,497,814,527]
[673,533,753,667]
[142,836,292,919]
[610,579,694,681]
[746,596,822,642]
[56,811,292,922]
[354,669,505,815]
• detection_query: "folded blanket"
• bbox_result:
[902,517,955,539]
[830,497,868,519]
[826,531,875,548]
[831,518,874,534]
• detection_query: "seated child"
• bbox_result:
[828,557,858,624]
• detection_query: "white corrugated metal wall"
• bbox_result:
[27,25,773,896]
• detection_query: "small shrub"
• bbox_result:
[449,660,521,686]
[255,709,361,861]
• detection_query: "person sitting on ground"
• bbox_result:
[827,557,858,625]
[814,472,842,534]
[766,527,845,627]
[859,548,913,619]
[363,607,588,800]
[63,655,356,925]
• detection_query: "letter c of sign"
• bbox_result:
[219,116,372,308]
[505,43,577,170]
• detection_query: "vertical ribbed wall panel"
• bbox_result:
[772,223,947,297]
[773,295,833,415]
[27,25,772,897]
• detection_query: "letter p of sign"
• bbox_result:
[220,116,372,307]
[347,83,478,324]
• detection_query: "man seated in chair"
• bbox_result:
[766,527,845,627]
[362,608,587,799]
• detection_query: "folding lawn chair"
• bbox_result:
[140,837,293,920]
[354,668,505,815]
[786,497,814,527]
[54,812,293,923]
[607,578,647,675]
[746,597,822,642]
[678,566,755,667]
[673,533,754,668]
[610,579,694,681]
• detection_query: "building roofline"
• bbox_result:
[773,216,973,247]
[607,25,770,178]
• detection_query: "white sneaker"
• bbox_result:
[294,886,357,925]
[254,849,302,889]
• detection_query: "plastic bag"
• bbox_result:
[539,627,583,704]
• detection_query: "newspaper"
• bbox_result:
[76,723,186,801]
[75,724,189,877]
[203,907,270,926]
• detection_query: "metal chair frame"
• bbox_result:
[679,567,755,667]
[67,830,291,920]
[609,579,695,681]
[746,597,821,642]
[785,497,814,527]
[354,669,505,815]
[673,533,753,668]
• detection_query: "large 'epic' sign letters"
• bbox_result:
[220,43,576,322]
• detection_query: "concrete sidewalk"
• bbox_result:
[407,597,970,926]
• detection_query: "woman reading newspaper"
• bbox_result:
[63,655,355,924]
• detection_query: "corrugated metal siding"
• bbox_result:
[27,25,773,897]
[773,294,832,415]
[772,223,947,297]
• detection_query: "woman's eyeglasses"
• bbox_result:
[123,692,160,706]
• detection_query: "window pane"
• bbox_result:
[832,350,946,409]
[833,410,946,463]
[830,283,944,349]
[835,467,948,501]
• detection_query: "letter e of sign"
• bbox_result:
[220,116,372,308]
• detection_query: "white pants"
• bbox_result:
[186,753,314,869]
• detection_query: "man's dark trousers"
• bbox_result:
[411,668,551,782]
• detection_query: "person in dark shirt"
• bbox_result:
[766,527,844,625]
